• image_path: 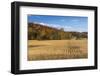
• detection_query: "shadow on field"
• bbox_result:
[28,45,50,48]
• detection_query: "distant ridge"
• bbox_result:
[29,22,61,31]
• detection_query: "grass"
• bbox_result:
[28,40,88,61]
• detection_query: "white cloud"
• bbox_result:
[39,22,47,25]
[64,27,87,32]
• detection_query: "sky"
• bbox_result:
[28,15,88,32]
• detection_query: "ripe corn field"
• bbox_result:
[28,40,88,61]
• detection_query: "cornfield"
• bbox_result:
[28,40,88,61]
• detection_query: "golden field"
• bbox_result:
[28,40,88,61]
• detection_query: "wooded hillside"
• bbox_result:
[28,23,87,40]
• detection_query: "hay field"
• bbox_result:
[28,40,88,61]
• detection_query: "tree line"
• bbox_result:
[28,23,87,40]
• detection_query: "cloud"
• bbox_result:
[34,22,48,26]
[39,22,47,25]
[65,27,87,32]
